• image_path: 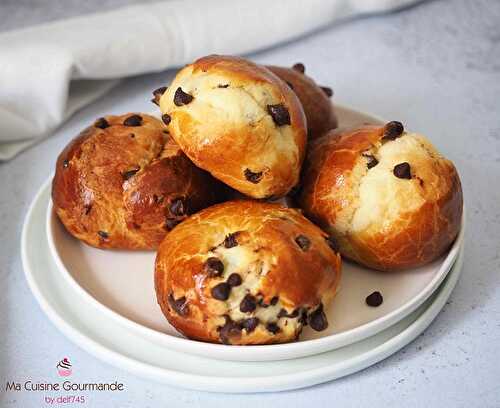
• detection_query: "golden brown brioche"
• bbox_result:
[297,122,463,271]
[267,63,338,139]
[52,113,225,250]
[155,200,341,345]
[158,55,307,199]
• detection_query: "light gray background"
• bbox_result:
[1,0,500,406]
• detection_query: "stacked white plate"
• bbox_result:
[22,105,465,393]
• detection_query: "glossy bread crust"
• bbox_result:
[159,55,307,199]
[267,65,338,139]
[155,200,341,345]
[298,124,463,271]
[52,113,225,249]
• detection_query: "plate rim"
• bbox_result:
[21,181,465,392]
[44,103,464,361]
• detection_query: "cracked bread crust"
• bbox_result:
[159,55,307,199]
[267,65,338,139]
[154,200,341,345]
[52,113,225,249]
[298,124,463,271]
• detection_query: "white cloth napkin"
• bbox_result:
[0,0,418,160]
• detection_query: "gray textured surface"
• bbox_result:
[1,0,500,406]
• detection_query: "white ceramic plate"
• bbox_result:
[45,104,464,362]
[22,183,464,392]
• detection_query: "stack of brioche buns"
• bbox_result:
[52,55,462,345]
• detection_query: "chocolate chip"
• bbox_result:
[227,273,242,287]
[366,291,383,307]
[267,104,291,126]
[244,168,263,184]
[174,87,194,106]
[382,121,404,140]
[241,317,259,333]
[130,133,135,138]
[62,159,69,168]
[161,114,171,125]
[217,84,230,88]
[94,117,109,129]
[286,81,294,90]
[153,86,167,97]
[151,98,159,106]
[218,317,241,344]
[292,62,305,73]
[320,86,333,97]
[204,257,224,277]
[97,230,109,239]
[122,166,140,180]
[325,236,339,253]
[365,155,379,169]
[123,114,142,127]
[393,162,412,179]
[266,322,280,334]
[309,305,328,331]
[170,198,186,216]
[165,218,181,231]
[278,308,299,318]
[168,294,188,316]
[240,294,257,313]
[295,235,311,251]
[223,233,238,248]
[211,282,231,301]
[270,296,279,306]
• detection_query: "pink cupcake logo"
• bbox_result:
[57,358,72,377]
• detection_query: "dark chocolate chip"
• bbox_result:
[94,117,109,129]
[165,218,181,231]
[366,291,383,307]
[227,273,242,287]
[173,87,194,106]
[382,121,404,141]
[122,166,140,180]
[211,282,231,301]
[365,155,379,169]
[393,162,412,179]
[295,235,311,251]
[241,317,259,333]
[123,114,142,127]
[244,168,263,184]
[168,294,188,316]
[97,230,109,239]
[170,198,186,216]
[130,133,135,138]
[320,86,333,97]
[240,294,257,313]
[224,233,238,248]
[204,257,224,277]
[218,317,241,344]
[286,81,294,90]
[325,236,340,253]
[151,98,159,106]
[267,104,291,126]
[266,322,281,334]
[153,86,167,97]
[161,114,171,125]
[218,84,230,88]
[309,304,328,331]
[62,159,69,168]
[292,62,305,73]
[278,308,299,318]
[270,296,279,306]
